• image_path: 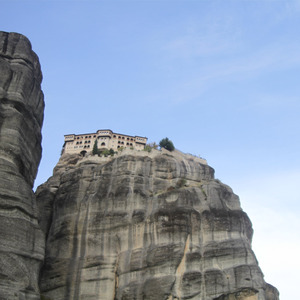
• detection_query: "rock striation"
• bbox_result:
[0,32,45,300]
[36,149,279,300]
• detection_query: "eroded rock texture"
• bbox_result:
[0,32,44,300]
[36,150,279,300]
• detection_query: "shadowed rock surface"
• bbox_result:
[36,149,279,300]
[0,31,44,300]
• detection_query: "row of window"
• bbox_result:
[74,140,135,146]
[75,140,92,145]
[72,134,139,142]
[71,143,141,151]
[114,135,134,141]
[117,141,133,146]
[75,135,97,140]
[74,145,91,149]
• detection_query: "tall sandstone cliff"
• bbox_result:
[36,150,279,300]
[0,32,45,299]
[0,31,279,300]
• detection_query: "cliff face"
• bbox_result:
[0,32,45,299]
[0,31,279,300]
[36,150,279,300]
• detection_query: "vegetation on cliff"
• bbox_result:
[159,137,175,151]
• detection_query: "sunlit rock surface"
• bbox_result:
[0,31,45,299]
[36,149,279,300]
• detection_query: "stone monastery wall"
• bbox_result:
[62,129,147,155]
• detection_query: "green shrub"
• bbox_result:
[144,144,152,152]
[144,142,160,152]
[97,148,115,157]
[176,178,187,188]
[109,148,115,156]
[102,149,110,157]
[200,186,207,198]
[159,137,175,151]
[148,142,158,149]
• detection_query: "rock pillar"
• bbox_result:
[0,31,45,300]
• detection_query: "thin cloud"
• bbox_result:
[240,94,300,111]
[188,41,300,82]
[150,40,300,104]
[162,28,239,60]
[160,14,241,60]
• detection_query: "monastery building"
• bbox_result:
[62,129,148,155]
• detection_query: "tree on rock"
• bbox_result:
[109,148,115,156]
[92,139,98,155]
[159,137,175,151]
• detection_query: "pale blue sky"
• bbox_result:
[1,1,300,299]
